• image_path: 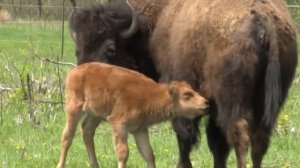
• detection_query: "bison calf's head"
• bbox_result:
[168,81,209,119]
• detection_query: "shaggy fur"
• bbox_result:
[56,62,208,168]
[128,0,298,167]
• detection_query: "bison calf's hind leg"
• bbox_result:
[57,106,83,168]
[81,114,101,168]
[133,129,155,168]
[111,124,129,168]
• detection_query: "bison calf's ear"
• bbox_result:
[168,81,180,101]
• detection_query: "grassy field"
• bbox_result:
[0,22,299,168]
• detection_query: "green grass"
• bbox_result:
[0,22,299,168]
[0,22,75,62]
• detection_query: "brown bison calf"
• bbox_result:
[57,62,209,168]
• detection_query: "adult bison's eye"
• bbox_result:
[107,44,116,52]
[105,44,116,57]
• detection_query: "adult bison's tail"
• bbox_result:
[263,18,282,128]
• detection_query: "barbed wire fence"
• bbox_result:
[0,0,109,21]
[0,1,300,26]
[1,2,300,20]
[0,3,74,21]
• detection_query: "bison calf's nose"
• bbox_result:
[203,99,210,109]
[197,96,209,110]
[202,99,210,115]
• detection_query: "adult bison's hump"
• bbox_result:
[150,0,297,97]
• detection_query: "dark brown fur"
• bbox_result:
[69,0,158,80]
[128,0,298,167]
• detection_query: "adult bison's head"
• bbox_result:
[69,0,139,68]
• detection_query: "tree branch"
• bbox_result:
[32,51,76,67]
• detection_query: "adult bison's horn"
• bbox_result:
[120,0,139,38]
[70,31,77,42]
[69,10,77,42]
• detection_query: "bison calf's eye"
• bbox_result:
[182,91,194,101]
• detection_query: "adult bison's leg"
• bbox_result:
[250,127,271,168]
[206,116,230,168]
[81,114,101,168]
[250,105,272,168]
[207,103,250,168]
[172,117,201,168]
[250,86,272,168]
[229,118,250,168]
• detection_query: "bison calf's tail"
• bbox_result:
[263,18,282,128]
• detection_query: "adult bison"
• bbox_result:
[69,0,297,167]
[128,0,298,167]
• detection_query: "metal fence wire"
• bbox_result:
[0,0,108,21]
[0,1,300,25]
[0,3,74,20]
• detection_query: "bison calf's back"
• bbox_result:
[57,62,208,168]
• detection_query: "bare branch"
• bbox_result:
[26,74,35,121]
[35,99,62,105]
[32,51,76,67]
